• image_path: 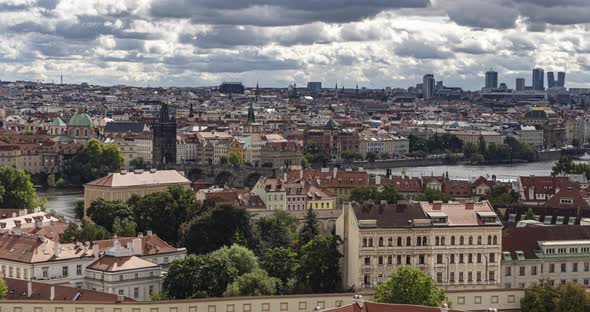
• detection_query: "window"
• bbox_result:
[561,263,567,273]
[468,254,473,263]
[388,237,393,247]
[531,266,537,276]
[437,272,443,283]
[120,275,124,281]
[118,289,124,296]
[585,262,589,272]
[493,235,498,245]
[477,271,482,282]
[149,286,154,295]
[416,237,421,246]
[451,236,456,245]
[468,272,473,282]
[477,236,482,245]
[477,253,482,263]
[369,238,373,247]
[469,236,473,245]
[459,272,464,282]
[519,266,525,276]
[435,236,439,246]
[397,237,402,246]
[364,257,370,265]
[487,235,492,245]
[406,255,411,265]
[550,263,555,273]
[397,255,402,264]
[379,237,384,247]
[450,254,455,263]
[459,236,464,245]
[422,237,427,246]
[378,256,383,265]
[489,271,495,282]
[387,255,393,265]
[76,265,82,276]
[133,287,139,298]
[437,254,443,264]
[489,253,495,263]
[62,266,69,277]
[441,236,446,245]
[459,254,464,263]
[406,237,411,246]
[573,263,579,272]
[450,272,455,282]
[362,238,367,247]
[42,267,48,278]
[419,255,425,265]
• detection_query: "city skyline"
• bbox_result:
[0,1,589,90]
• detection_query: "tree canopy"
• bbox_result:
[63,139,124,186]
[374,266,446,307]
[298,208,320,247]
[0,167,40,209]
[59,220,111,243]
[296,235,342,293]
[552,156,590,179]
[521,281,589,312]
[86,199,133,232]
[350,185,402,204]
[414,188,452,203]
[224,270,277,297]
[0,276,7,299]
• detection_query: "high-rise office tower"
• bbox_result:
[532,68,544,91]
[557,72,566,88]
[516,78,525,91]
[547,72,555,88]
[485,70,498,89]
[423,74,435,99]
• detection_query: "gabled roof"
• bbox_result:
[92,235,178,256]
[86,255,158,272]
[543,188,590,210]
[352,202,426,228]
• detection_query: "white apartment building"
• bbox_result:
[502,225,590,289]
[336,201,503,291]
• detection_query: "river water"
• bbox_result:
[38,188,83,221]
[368,160,559,181]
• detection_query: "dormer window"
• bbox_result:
[560,198,573,204]
[503,251,512,260]
[516,251,525,260]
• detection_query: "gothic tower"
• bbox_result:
[152,103,177,168]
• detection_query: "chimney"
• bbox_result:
[283,172,287,181]
[299,169,303,180]
[146,230,153,236]
[333,167,338,179]
[465,201,475,210]
[53,242,60,257]
[358,167,363,172]
[132,238,142,256]
[27,281,32,298]
[375,175,381,185]
[92,244,99,259]
[137,232,144,237]
[50,286,55,301]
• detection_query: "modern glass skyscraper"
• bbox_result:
[516,78,525,91]
[557,72,566,88]
[485,70,498,89]
[422,74,435,99]
[547,72,555,88]
[532,68,544,91]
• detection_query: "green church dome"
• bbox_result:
[68,113,93,127]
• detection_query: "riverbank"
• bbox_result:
[37,188,83,221]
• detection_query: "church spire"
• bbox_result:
[255,82,260,102]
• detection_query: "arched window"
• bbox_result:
[441,236,446,246]
[459,236,464,245]
[451,236,456,245]
[397,237,402,246]
[469,236,474,245]
[406,237,411,246]
[362,238,367,247]
[417,237,422,246]
[477,236,482,245]
[435,236,440,246]
[422,236,427,246]
[493,235,498,245]
[84,129,88,137]
[388,237,393,247]
[75,129,80,137]
[379,237,384,247]
[487,235,492,245]
[369,238,374,247]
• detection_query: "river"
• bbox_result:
[367,160,562,181]
[38,188,83,221]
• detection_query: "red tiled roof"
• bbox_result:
[543,188,590,210]
[442,180,472,198]
[4,278,135,302]
[519,176,577,201]
[92,235,177,256]
[378,176,422,193]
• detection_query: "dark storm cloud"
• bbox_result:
[150,0,431,26]
[444,0,519,29]
[395,39,452,59]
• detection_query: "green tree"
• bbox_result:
[227,151,243,167]
[483,186,519,207]
[86,199,132,232]
[255,215,294,250]
[341,150,363,162]
[74,200,85,220]
[556,282,589,312]
[0,276,7,299]
[374,266,446,307]
[572,138,581,147]
[260,247,298,293]
[210,244,259,276]
[297,235,342,293]
[350,185,401,204]
[130,186,201,245]
[112,217,137,237]
[366,152,378,162]
[59,220,111,243]
[298,208,320,247]
[414,189,452,203]
[521,281,559,312]
[0,167,39,208]
[129,157,146,169]
[63,139,124,186]
[46,174,57,187]
[552,156,576,176]
[180,204,254,254]
[224,270,278,297]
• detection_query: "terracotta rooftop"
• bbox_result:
[92,235,178,256]
[0,232,93,263]
[4,278,135,302]
[85,170,190,188]
[419,201,499,226]
[86,255,158,272]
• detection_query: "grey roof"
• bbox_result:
[104,121,148,133]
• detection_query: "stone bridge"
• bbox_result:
[175,164,278,188]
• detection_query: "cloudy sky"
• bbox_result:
[1,0,589,90]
